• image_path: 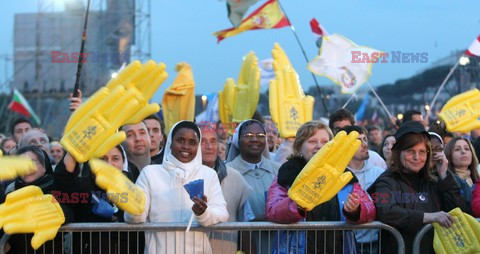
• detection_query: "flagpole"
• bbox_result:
[276,0,329,116]
[366,81,395,124]
[342,92,357,108]
[425,59,461,120]
[72,0,91,98]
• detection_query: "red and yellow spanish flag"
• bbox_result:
[214,0,290,43]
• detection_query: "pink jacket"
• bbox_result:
[265,177,376,224]
[472,179,480,217]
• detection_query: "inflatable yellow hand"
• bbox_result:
[438,89,480,133]
[226,51,260,123]
[0,156,36,181]
[89,159,145,215]
[218,89,232,125]
[162,62,195,135]
[433,207,480,254]
[288,131,360,211]
[0,186,65,250]
[62,60,167,163]
[270,43,314,138]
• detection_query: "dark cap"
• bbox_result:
[428,132,443,145]
[394,121,429,141]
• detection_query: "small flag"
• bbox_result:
[8,89,41,125]
[307,33,382,94]
[466,35,480,57]
[310,18,328,49]
[371,110,378,122]
[258,58,275,90]
[227,0,259,27]
[214,0,290,43]
[310,18,329,39]
[355,93,369,122]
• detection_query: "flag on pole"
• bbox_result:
[310,18,329,39]
[258,58,275,90]
[310,18,328,49]
[227,0,259,27]
[466,35,480,57]
[371,110,378,122]
[214,0,290,43]
[355,93,369,122]
[307,33,381,94]
[8,89,41,125]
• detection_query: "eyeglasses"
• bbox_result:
[404,149,428,158]
[432,146,444,153]
[242,133,266,139]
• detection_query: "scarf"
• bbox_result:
[277,156,307,188]
[455,167,473,186]
[162,121,204,182]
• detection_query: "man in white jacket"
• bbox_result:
[125,121,228,254]
[342,125,384,254]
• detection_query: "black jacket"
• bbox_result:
[368,169,467,254]
[150,149,164,165]
[54,158,143,253]
[5,151,74,254]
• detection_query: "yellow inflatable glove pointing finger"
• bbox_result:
[162,62,196,135]
[438,89,480,133]
[433,207,480,254]
[0,156,36,181]
[0,186,65,250]
[270,43,314,138]
[227,51,260,123]
[288,131,360,211]
[218,89,232,126]
[62,60,167,163]
[89,159,145,215]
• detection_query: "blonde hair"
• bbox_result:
[292,121,333,157]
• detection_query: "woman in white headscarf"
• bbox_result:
[124,120,228,254]
[226,119,280,253]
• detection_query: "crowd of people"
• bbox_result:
[1,92,480,254]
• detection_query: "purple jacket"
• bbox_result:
[266,177,376,224]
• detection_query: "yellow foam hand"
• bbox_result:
[288,131,360,211]
[438,88,480,133]
[62,60,167,163]
[227,51,260,122]
[218,78,238,135]
[0,156,36,181]
[89,159,145,215]
[270,43,314,138]
[0,186,65,250]
[433,207,480,254]
[162,62,195,135]
[218,89,232,125]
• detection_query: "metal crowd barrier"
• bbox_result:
[0,221,405,254]
[412,218,480,254]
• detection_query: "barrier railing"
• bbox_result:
[0,221,405,254]
[412,218,480,254]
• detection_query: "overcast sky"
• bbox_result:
[1,0,479,103]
